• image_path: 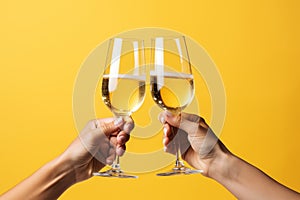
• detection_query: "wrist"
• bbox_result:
[58,139,99,183]
[205,141,234,181]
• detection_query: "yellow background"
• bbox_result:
[0,0,299,199]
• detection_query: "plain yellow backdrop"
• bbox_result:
[0,0,299,199]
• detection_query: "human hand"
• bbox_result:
[0,117,134,200]
[159,111,229,177]
[60,117,134,183]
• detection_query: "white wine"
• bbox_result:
[102,74,146,116]
[150,71,194,113]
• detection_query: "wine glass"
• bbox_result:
[150,36,203,176]
[93,37,146,178]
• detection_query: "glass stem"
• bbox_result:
[111,114,124,171]
[112,155,120,171]
[171,126,184,169]
[175,147,180,167]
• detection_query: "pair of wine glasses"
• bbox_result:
[93,35,203,178]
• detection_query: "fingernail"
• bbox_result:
[124,123,133,133]
[163,127,167,136]
[158,115,165,124]
[120,135,125,140]
[119,135,126,142]
[163,147,167,152]
[114,117,123,126]
[116,147,125,156]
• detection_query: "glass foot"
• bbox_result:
[156,161,203,176]
[93,168,138,178]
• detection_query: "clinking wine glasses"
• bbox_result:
[94,36,202,178]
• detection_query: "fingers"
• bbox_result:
[162,123,177,145]
[81,116,133,166]
[102,131,128,164]
[162,124,176,155]
[162,123,191,155]
[94,117,124,137]
[94,116,133,144]
[116,117,133,156]
[116,130,130,156]
[94,134,125,165]
[122,116,135,134]
[158,111,208,136]
[162,123,171,146]
[117,131,130,146]
[98,116,134,135]
[99,116,133,157]
[106,147,116,165]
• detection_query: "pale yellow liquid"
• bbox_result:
[102,74,146,115]
[150,72,194,113]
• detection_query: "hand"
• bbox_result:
[60,117,134,183]
[159,111,229,177]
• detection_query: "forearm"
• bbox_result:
[210,152,300,200]
[0,155,76,200]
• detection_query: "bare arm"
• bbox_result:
[160,111,300,200]
[211,151,300,200]
[0,155,76,200]
[0,117,133,200]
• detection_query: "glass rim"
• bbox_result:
[150,35,186,40]
[109,37,145,42]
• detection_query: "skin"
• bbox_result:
[0,117,133,200]
[1,112,299,200]
[159,111,300,200]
